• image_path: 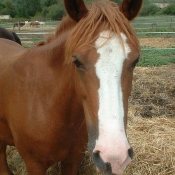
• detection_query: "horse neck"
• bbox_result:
[42,36,82,112]
[33,23,84,116]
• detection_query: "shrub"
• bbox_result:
[42,4,65,20]
[0,2,5,11]
[0,8,9,15]
[163,3,175,15]
[140,4,161,16]
[41,7,49,18]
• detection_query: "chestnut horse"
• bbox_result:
[30,21,40,27]
[0,27,21,45]
[0,0,142,175]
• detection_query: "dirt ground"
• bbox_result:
[140,37,175,48]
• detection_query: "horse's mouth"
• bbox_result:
[95,162,121,175]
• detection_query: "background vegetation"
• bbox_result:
[140,0,175,16]
[0,0,121,20]
[1,0,175,20]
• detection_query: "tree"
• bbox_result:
[12,0,41,17]
[26,0,41,17]
[163,3,175,15]
[12,0,28,17]
[140,4,160,16]
[0,2,5,11]
[143,0,150,5]
[44,0,57,7]
[0,0,16,17]
[42,1,65,20]
[5,0,16,17]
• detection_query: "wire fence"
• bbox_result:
[1,16,175,53]
[15,31,175,52]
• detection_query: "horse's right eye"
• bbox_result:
[73,59,84,69]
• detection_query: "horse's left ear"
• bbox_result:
[64,0,88,22]
[119,0,143,21]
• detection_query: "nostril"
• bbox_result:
[92,151,107,171]
[128,147,134,159]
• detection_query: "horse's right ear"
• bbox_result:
[119,0,143,21]
[64,0,88,22]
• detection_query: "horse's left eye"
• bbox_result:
[73,59,84,69]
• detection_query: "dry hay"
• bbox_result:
[130,65,175,118]
[123,65,175,175]
[125,114,175,175]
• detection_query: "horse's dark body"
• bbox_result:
[0,27,21,45]
[13,22,25,29]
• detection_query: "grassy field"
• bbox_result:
[139,48,175,66]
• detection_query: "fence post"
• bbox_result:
[18,21,20,32]
[170,18,172,30]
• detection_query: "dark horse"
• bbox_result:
[13,22,25,29]
[0,27,21,45]
[0,0,142,174]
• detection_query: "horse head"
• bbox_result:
[64,0,142,174]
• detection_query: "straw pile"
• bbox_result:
[124,64,175,175]
[7,64,175,174]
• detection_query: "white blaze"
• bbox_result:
[94,31,131,165]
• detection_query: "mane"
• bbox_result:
[65,0,140,62]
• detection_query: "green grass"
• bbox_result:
[138,48,175,66]
[132,16,175,36]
